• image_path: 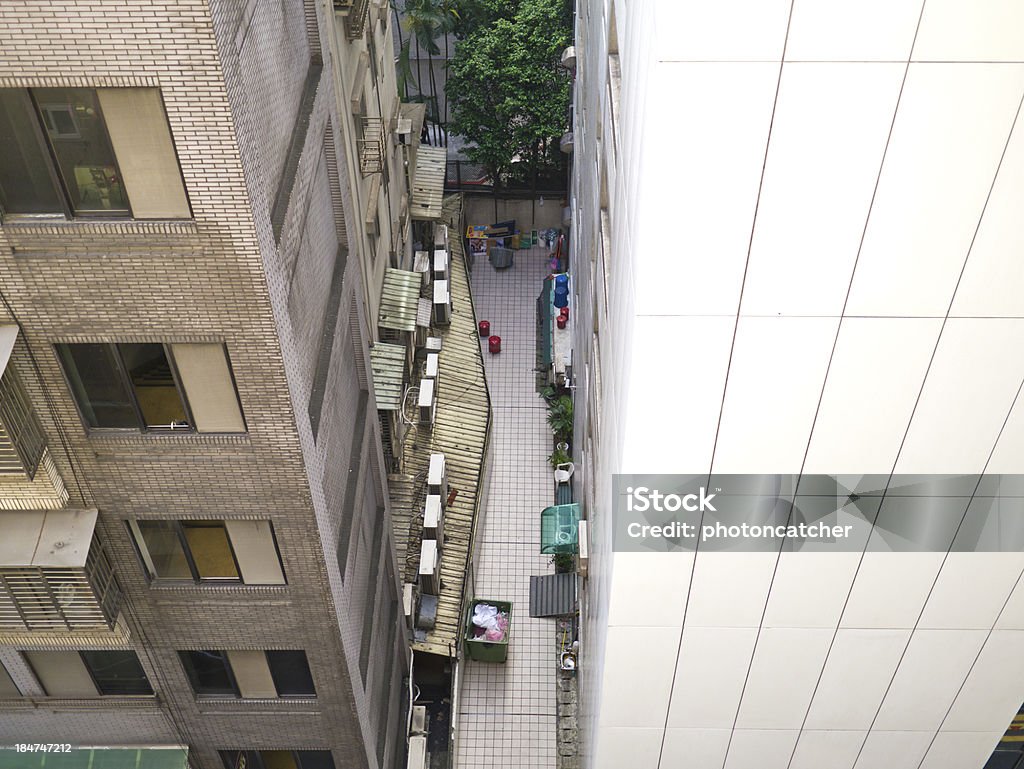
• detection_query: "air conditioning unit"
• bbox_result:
[433,249,449,282]
[402,582,417,625]
[433,280,451,325]
[408,734,428,769]
[427,453,447,498]
[425,336,443,352]
[418,378,436,425]
[434,224,448,249]
[578,519,589,578]
[424,494,444,548]
[424,352,439,380]
[419,539,440,595]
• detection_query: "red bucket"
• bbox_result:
[488,335,502,354]
[478,320,491,337]
[556,316,567,330]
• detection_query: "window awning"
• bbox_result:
[378,268,423,332]
[0,747,189,769]
[529,573,577,617]
[0,508,98,568]
[411,145,446,221]
[369,343,407,411]
[540,503,580,555]
[0,324,18,376]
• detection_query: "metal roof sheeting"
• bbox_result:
[378,268,422,332]
[369,343,407,411]
[411,146,446,221]
[392,196,492,657]
[417,297,432,328]
[529,573,577,617]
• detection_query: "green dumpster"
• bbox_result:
[464,599,513,662]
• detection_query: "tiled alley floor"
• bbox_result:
[455,245,558,768]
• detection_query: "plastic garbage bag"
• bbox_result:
[472,603,499,629]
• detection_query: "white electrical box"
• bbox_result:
[403,582,416,619]
[424,494,444,547]
[419,539,440,595]
[578,519,589,578]
[432,280,451,325]
[433,224,448,248]
[418,378,436,425]
[425,336,443,352]
[427,453,446,497]
[408,735,428,769]
[411,705,428,735]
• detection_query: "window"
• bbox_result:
[220,752,335,769]
[0,87,190,219]
[0,661,20,698]
[57,342,245,433]
[25,650,153,697]
[79,650,154,695]
[180,650,236,696]
[181,650,315,699]
[128,519,285,584]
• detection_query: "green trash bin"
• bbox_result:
[464,599,513,662]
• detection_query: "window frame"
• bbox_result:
[128,519,247,585]
[181,650,316,700]
[265,650,317,699]
[79,650,154,696]
[56,341,197,434]
[0,86,192,222]
[220,751,335,769]
[28,87,134,219]
[24,650,154,698]
[0,89,71,218]
[179,650,240,698]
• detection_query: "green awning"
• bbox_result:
[0,747,189,769]
[369,342,407,410]
[540,503,580,555]
[378,269,422,332]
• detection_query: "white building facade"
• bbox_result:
[569,2,1024,768]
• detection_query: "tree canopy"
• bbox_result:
[446,0,572,183]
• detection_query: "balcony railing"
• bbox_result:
[0,538,121,632]
[0,365,46,480]
[359,116,386,176]
[337,0,371,39]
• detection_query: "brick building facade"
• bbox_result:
[0,2,409,768]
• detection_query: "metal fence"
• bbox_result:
[445,161,568,196]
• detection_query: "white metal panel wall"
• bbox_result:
[582,0,1024,767]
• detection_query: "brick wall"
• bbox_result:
[0,2,407,768]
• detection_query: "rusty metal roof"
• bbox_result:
[411,146,446,221]
[378,268,422,332]
[369,343,406,411]
[390,196,491,657]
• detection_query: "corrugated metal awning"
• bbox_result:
[378,268,422,332]
[411,145,446,221]
[529,573,577,617]
[0,748,190,769]
[369,343,407,411]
